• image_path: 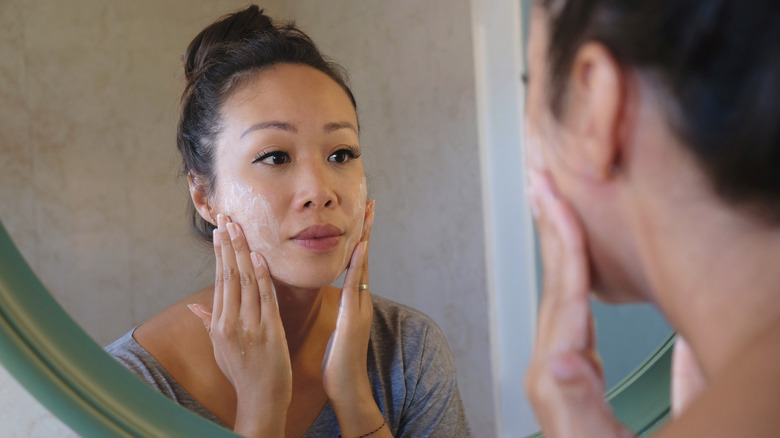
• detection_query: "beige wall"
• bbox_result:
[0,1,495,435]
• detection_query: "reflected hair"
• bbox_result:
[538,0,780,221]
[177,5,357,242]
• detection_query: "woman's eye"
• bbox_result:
[253,151,290,165]
[328,147,360,163]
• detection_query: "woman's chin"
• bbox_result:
[270,269,345,291]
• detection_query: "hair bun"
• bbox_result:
[184,5,274,81]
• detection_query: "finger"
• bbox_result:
[187,303,213,331]
[212,228,224,321]
[252,252,283,332]
[341,241,367,316]
[545,353,626,436]
[536,171,588,300]
[354,202,374,312]
[359,199,375,242]
[358,204,373,287]
[228,222,260,325]
[531,171,591,351]
[219,215,240,319]
[587,314,605,382]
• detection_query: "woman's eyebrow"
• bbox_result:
[324,121,358,134]
[240,121,297,138]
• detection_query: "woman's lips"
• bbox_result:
[291,224,343,252]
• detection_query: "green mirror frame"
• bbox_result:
[1,217,671,437]
[0,221,237,437]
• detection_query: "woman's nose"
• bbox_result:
[292,161,337,210]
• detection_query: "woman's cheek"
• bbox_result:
[524,116,547,172]
[340,177,368,269]
[219,181,281,253]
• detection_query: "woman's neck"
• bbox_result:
[634,183,780,379]
[272,282,335,354]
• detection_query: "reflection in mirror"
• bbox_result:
[1,0,494,436]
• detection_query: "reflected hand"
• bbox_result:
[189,214,292,438]
[524,171,633,438]
[321,201,388,437]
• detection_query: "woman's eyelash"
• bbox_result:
[252,149,288,164]
[252,146,361,164]
[328,145,362,163]
[339,145,361,159]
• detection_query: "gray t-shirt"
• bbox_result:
[106,295,472,437]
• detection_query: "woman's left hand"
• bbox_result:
[524,170,633,438]
[321,200,389,437]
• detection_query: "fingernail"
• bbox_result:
[250,251,260,267]
[226,222,238,240]
[212,228,220,244]
[186,303,197,314]
[216,214,226,229]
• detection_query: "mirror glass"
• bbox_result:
[0,1,673,436]
[1,0,495,434]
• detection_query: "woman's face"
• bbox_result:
[525,7,651,303]
[209,63,366,289]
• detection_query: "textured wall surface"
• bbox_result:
[0,0,271,346]
[0,0,495,436]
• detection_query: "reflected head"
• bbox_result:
[177,5,358,241]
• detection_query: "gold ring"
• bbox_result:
[358,284,369,291]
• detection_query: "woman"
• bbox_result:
[524,0,780,437]
[105,6,470,438]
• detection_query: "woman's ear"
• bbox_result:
[188,172,216,225]
[567,42,625,180]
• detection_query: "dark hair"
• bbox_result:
[538,0,780,220]
[177,5,357,241]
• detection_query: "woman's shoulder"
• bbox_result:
[126,287,230,401]
[660,327,780,437]
[366,295,472,436]
[370,294,442,332]
[132,287,214,367]
[368,294,455,367]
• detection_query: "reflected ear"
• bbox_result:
[568,42,624,180]
[187,172,216,225]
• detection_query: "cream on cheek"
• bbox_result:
[523,97,579,177]
[339,176,368,271]
[216,175,368,287]
[218,180,282,254]
[218,180,308,283]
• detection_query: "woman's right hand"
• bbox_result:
[524,171,633,438]
[188,214,292,438]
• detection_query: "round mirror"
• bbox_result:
[0,1,675,436]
